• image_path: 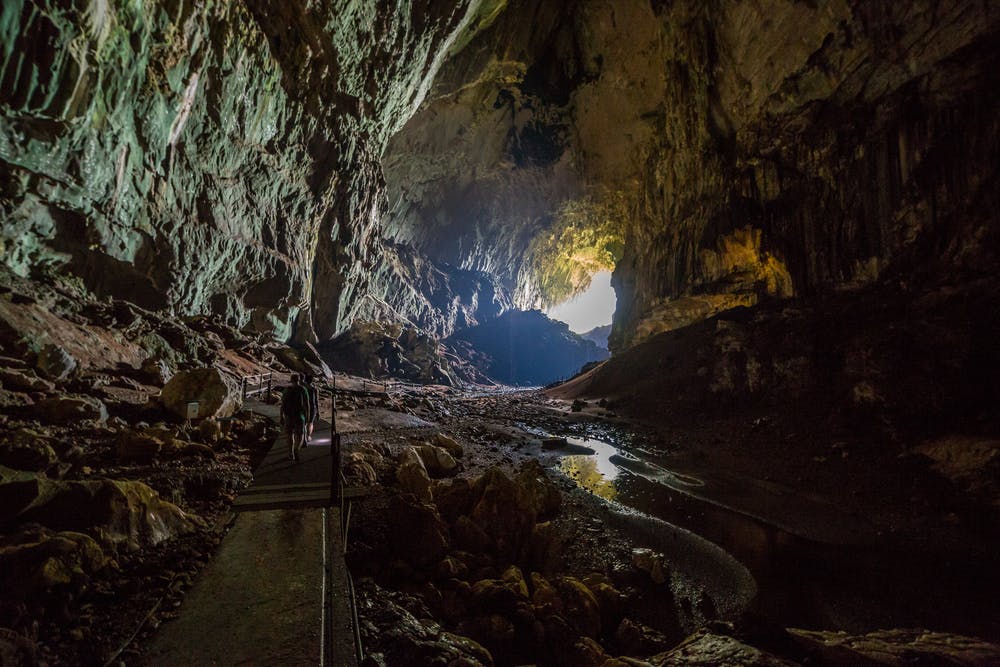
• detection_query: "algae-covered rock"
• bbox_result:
[0,526,108,601]
[0,465,198,550]
[397,446,433,502]
[416,444,458,477]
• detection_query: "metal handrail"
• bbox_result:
[240,371,273,401]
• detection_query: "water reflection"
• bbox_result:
[558,436,631,500]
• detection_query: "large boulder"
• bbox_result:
[416,444,458,477]
[554,576,602,639]
[160,367,241,420]
[397,446,433,502]
[469,467,537,559]
[35,344,77,381]
[0,466,198,550]
[386,493,449,567]
[0,428,59,471]
[433,433,465,458]
[34,394,108,424]
[514,459,561,518]
[0,526,108,602]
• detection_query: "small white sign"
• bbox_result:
[185,402,200,419]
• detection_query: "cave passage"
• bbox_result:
[1,0,999,665]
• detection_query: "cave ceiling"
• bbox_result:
[1,0,998,350]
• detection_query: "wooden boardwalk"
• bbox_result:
[147,400,361,666]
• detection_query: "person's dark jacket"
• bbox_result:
[281,384,308,423]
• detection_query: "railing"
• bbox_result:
[240,371,273,401]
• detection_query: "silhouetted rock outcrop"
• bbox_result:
[448,311,608,386]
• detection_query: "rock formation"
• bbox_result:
[4,0,998,362]
[385,0,1000,351]
[3,1,1000,663]
[448,309,608,386]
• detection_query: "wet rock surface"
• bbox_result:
[346,381,1000,666]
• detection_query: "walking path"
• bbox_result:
[146,401,359,666]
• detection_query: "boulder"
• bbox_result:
[160,367,241,420]
[555,576,602,639]
[457,613,517,647]
[530,572,564,617]
[568,636,611,667]
[0,428,59,471]
[397,446,433,502]
[523,521,566,574]
[140,357,174,386]
[0,526,108,602]
[515,459,562,517]
[631,548,669,585]
[650,629,796,666]
[453,514,494,553]
[433,432,465,458]
[0,465,199,550]
[470,566,530,613]
[469,467,537,559]
[386,493,448,567]
[432,477,475,522]
[344,453,378,486]
[196,417,223,444]
[615,618,674,656]
[34,394,108,424]
[117,431,163,463]
[416,444,458,477]
[35,344,77,380]
[0,367,53,392]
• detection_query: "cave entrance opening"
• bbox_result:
[544,269,616,335]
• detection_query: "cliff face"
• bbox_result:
[384,0,1000,349]
[0,0,502,343]
[3,0,999,356]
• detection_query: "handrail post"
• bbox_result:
[330,376,339,507]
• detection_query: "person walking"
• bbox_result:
[302,373,319,445]
[280,374,308,461]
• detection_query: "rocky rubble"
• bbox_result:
[0,272,282,662]
[347,387,1000,666]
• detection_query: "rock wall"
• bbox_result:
[0,0,502,343]
[384,0,1000,349]
[4,0,999,355]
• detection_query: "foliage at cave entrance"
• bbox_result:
[530,190,628,307]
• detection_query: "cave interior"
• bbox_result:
[1,0,1000,665]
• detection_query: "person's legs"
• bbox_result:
[292,419,305,461]
[286,425,297,460]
